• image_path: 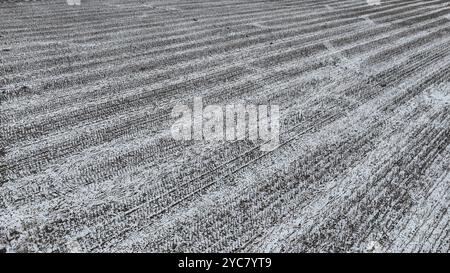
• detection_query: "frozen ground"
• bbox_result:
[0,0,449,252]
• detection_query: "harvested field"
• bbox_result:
[1,0,449,253]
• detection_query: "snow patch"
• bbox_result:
[67,0,81,5]
[366,241,383,253]
[367,0,381,6]
[360,15,376,25]
[67,240,82,253]
[426,83,450,105]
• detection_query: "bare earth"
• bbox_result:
[1,0,449,252]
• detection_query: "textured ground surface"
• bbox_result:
[1,0,450,253]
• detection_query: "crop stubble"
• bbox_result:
[0,0,449,253]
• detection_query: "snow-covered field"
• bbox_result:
[0,0,449,252]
